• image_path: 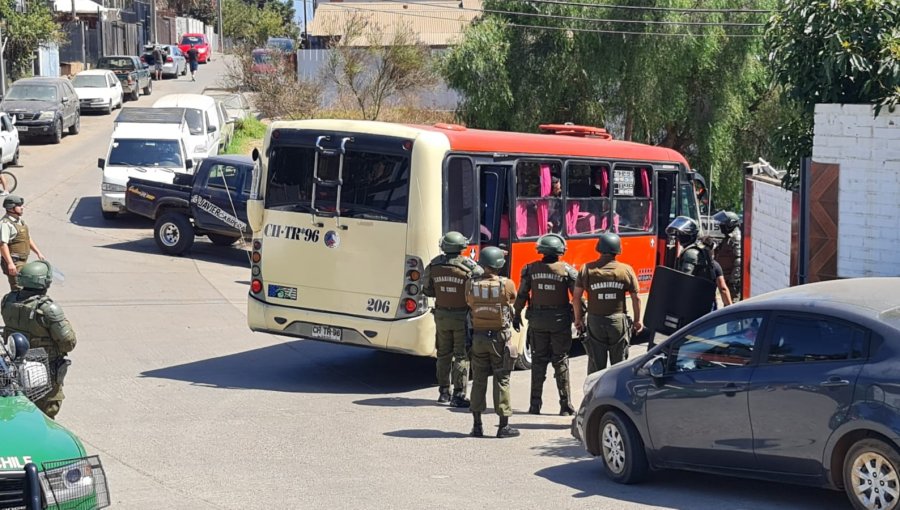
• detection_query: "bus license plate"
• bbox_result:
[311,325,341,341]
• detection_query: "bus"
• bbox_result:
[245,120,705,367]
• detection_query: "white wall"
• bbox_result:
[750,179,794,296]
[813,104,900,277]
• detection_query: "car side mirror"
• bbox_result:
[226,118,235,124]
[62,97,70,103]
[98,158,105,169]
[9,116,16,125]
[186,159,193,169]
[207,125,216,133]
[641,355,666,379]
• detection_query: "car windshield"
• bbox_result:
[72,75,108,88]
[253,52,273,64]
[183,108,204,136]
[267,38,294,51]
[108,139,183,168]
[5,84,58,101]
[181,36,203,45]
[99,58,134,70]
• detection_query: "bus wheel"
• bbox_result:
[154,212,195,255]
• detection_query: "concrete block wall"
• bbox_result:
[750,179,794,296]
[813,104,900,277]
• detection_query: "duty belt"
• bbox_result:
[473,329,502,337]
[436,306,468,312]
[529,305,570,311]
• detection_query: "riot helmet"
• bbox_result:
[713,210,741,235]
[596,232,622,255]
[666,216,700,246]
[536,233,566,256]
[3,195,24,210]
[18,260,52,291]
[478,246,506,269]
[439,231,468,254]
[8,333,30,361]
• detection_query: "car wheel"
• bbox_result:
[101,209,118,220]
[598,410,649,484]
[104,99,113,115]
[515,330,533,370]
[181,65,186,76]
[69,113,80,135]
[10,146,19,166]
[207,233,241,246]
[844,439,900,510]
[154,212,195,255]
[143,79,152,95]
[130,88,140,101]
[50,119,63,144]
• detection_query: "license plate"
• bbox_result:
[16,126,27,132]
[311,325,341,341]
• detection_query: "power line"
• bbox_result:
[378,0,767,27]
[326,3,762,37]
[511,0,772,14]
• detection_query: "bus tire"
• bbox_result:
[514,327,532,371]
[154,212,194,255]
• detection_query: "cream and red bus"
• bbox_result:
[245,120,704,367]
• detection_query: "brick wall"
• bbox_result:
[813,104,900,277]
[749,179,795,296]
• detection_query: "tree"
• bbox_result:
[223,0,297,44]
[442,0,777,211]
[323,14,437,120]
[0,0,61,82]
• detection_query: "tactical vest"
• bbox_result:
[1,216,29,263]
[468,276,513,330]
[429,256,473,309]
[716,237,739,278]
[581,259,635,316]
[1,293,55,354]
[526,261,572,308]
[680,244,716,282]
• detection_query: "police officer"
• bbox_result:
[513,234,577,416]
[667,216,716,282]
[713,210,742,301]
[422,232,482,406]
[0,195,45,292]
[465,247,519,438]
[572,233,642,374]
[1,261,77,419]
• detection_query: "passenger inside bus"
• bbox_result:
[514,162,561,238]
[566,163,612,235]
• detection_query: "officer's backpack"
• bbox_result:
[469,277,512,330]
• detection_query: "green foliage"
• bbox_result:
[0,0,62,82]
[442,0,777,211]
[223,0,297,44]
[225,116,267,154]
[167,0,217,25]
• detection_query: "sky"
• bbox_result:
[292,0,316,29]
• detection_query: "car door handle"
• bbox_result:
[719,383,745,396]
[820,378,850,388]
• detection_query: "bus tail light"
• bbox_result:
[397,255,426,318]
[251,279,263,294]
[403,298,417,313]
[250,238,264,295]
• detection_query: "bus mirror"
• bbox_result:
[247,199,265,233]
[252,148,260,161]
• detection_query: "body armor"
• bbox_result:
[1,292,77,355]
[466,274,515,331]
[423,254,480,309]
[678,243,716,282]
[1,215,30,264]
[579,257,639,316]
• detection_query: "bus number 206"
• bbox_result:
[366,299,391,314]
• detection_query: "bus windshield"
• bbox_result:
[266,145,411,222]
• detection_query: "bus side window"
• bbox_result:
[565,163,611,236]
[515,161,561,239]
[444,157,476,241]
[612,166,654,234]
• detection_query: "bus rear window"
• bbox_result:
[266,146,411,222]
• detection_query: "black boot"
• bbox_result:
[437,386,451,404]
[496,416,520,438]
[470,413,483,437]
[559,401,575,416]
[450,393,470,408]
[528,399,542,415]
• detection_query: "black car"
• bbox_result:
[0,77,81,144]
[573,277,900,510]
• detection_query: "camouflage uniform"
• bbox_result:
[2,289,77,419]
[422,253,481,404]
[514,258,577,415]
[716,229,742,301]
[0,214,31,291]
[578,256,639,374]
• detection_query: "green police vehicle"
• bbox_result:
[0,334,110,510]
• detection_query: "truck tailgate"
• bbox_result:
[125,177,192,219]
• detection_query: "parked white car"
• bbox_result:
[153,94,225,161]
[202,88,252,122]
[72,70,124,115]
[0,112,20,168]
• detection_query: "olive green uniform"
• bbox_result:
[514,259,576,411]
[2,290,77,418]
[0,215,31,291]
[465,274,517,417]
[422,254,481,397]
[578,255,639,374]
[717,230,742,300]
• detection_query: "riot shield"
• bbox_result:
[641,266,716,341]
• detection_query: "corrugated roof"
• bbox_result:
[308,0,483,47]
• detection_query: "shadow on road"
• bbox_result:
[354,397,437,407]
[69,196,153,229]
[535,460,847,509]
[98,237,251,267]
[384,429,470,439]
[141,339,435,394]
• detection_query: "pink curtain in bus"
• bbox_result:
[597,169,609,195]
[567,203,596,235]
[536,164,550,236]
[600,213,619,233]
[640,167,654,230]
[515,165,551,238]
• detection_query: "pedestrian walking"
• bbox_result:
[187,44,200,81]
[422,231,481,407]
[572,233,643,374]
[2,260,77,419]
[0,195,45,292]
[152,45,164,81]
[465,247,520,438]
[513,234,578,416]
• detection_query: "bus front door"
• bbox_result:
[478,165,511,276]
[656,170,678,268]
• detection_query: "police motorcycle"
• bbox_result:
[0,332,111,510]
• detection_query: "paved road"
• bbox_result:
[13,60,851,509]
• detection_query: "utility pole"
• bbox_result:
[302,0,308,49]
[151,0,157,44]
[217,0,223,53]
[0,25,7,98]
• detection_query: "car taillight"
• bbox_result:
[140,56,146,62]
[166,57,173,62]
[251,279,262,294]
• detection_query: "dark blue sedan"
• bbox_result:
[573,278,900,510]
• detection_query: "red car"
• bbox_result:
[178,33,211,63]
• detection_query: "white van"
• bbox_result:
[153,94,225,161]
[98,108,194,219]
